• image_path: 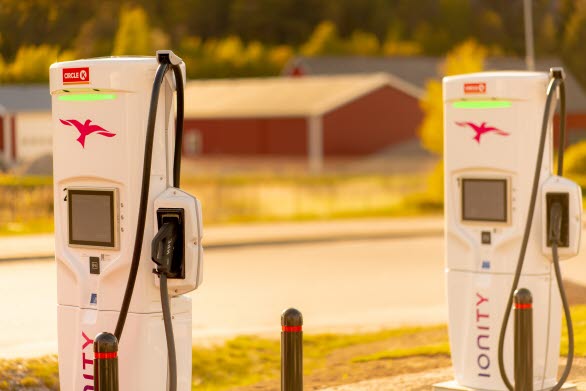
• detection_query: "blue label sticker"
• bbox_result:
[482,260,491,270]
[90,293,98,305]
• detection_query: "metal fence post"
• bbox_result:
[281,308,303,391]
[93,332,119,391]
[514,288,533,391]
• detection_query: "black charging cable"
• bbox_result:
[497,70,573,391]
[114,60,170,341]
[548,202,574,390]
[152,220,180,391]
[113,52,185,391]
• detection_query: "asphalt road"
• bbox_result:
[4,233,586,359]
[0,236,447,359]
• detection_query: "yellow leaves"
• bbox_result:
[0,44,66,83]
[441,39,486,76]
[268,45,293,68]
[300,21,340,56]
[244,41,264,64]
[348,31,380,56]
[418,39,487,156]
[301,20,423,57]
[179,35,293,78]
[112,6,155,56]
[383,40,422,56]
[214,36,245,65]
[563,140,586,178]
[418,79,444,156]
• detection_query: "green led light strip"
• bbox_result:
[452,100,512,109]
[58,94,117,102]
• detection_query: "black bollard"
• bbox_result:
[94,332,119,391]
[281,308,303,391]
[514,288,533,391]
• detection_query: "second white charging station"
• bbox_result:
[50,52,203,391]
[435,71,581,391]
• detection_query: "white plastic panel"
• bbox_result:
[540,175,582,260]
[442,72,568,391]
[446,271,560,390]
[57,297,192,391]
[153,187,204,295]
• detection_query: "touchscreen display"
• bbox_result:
[462,179,507,223]
[68,189,116,247]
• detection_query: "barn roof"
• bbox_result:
[285,56,586,113]
[0,85,50,113]
[184,73,422,119]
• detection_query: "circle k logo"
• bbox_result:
[62,67,90,84]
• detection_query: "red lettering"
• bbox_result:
[82,331,95,389]
[82,352,93,370]
[476,309,489,322]
[82,332,93,350]
[476,293,488,306]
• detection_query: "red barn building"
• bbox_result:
[284,56,586,145]
[183,74,423,171]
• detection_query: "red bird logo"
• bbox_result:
[60,119,116,148]
[455,121,510,143]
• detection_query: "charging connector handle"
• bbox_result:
[549,203,563,245]
[152,221,179,273]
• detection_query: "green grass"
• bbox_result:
[192,336,280,390]
[0,326,448,391]
[352,342,451,362]
[0,356,59,390]
[190,327,448,391]
[3,306,586,391]
[562,304,586,356]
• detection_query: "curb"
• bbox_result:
[0,226,443,262]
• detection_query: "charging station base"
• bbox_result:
[432,381,576,391]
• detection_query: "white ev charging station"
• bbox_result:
[50,51,203,391]
[434,70,581,391]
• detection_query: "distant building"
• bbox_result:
[0,85,51,167]
[4,56,585,170]
[283,56,586,144]
[183,74,423,170]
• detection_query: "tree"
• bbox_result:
[563,1,586,88]
[112,6,153,56]
[0,45,74,83]
[418,39,487,156]
[74,2,120,58]
[348,31,379,56]
[300,21,344,56]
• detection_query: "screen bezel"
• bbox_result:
[68,187,119,249]
[461,178,509,224]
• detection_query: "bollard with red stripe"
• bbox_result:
[281,308,303,391]
[94,332,119,391]
[514,288,533,391]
